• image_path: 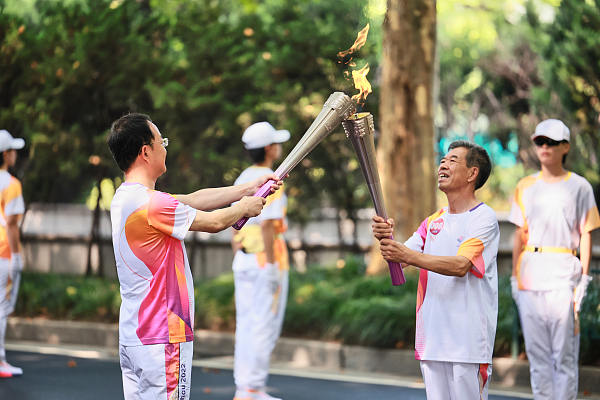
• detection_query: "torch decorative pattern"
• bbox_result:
[233,92,356,230]
[342,113,406,286]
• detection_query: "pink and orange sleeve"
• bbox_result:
[148,191,195,240]
[457,238,485,278]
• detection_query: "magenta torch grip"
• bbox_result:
[232,179,277,230]
[387,234,406,285]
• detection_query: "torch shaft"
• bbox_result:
[342,114,406,285]
[233,92,355,230]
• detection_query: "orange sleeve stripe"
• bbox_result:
[583,206,600,234]
[2,179,22,204]
[457,238,485,278]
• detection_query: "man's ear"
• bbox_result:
[467,166,479,184]
[139,144,150,162]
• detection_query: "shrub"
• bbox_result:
[11,265,600,366]
[16,272,120,322]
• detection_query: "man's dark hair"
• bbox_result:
[247,147,266,164]
[108,113,153,172]
[448,140,492,190]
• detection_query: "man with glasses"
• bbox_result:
[509,119,600,399]
[107,113,281,400]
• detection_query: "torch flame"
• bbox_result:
[337,23,370,59]
[351,63,372,104]
[338,24,373,105]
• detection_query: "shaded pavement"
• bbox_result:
[0,347,535,400]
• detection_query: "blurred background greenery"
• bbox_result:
[2,0,599,218]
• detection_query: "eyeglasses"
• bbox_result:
[533,136,562,147]
[159,137,169,148]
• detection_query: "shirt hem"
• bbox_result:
[416,355,492,364]
[119,335,194,346]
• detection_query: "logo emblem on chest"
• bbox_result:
[430,218,444,235]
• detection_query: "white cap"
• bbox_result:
[532,119,570,142]
[242,122,290,150]
[0,130,25,152]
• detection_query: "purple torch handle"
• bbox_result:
[386,234,406,286]
[232,179,277,230]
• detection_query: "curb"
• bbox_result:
[7,317,600,396]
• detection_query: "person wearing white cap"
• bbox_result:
[509,119,600,399]
[231,122,290,400]
[0,129,26,378]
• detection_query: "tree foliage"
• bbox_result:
[436,0,600,207]
[543,0,600,195]
[2,0,598,219]
[0,0,379,223]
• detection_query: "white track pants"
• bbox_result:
[420,360,492,400]
[517,289,579,400]
[120,341,193,400]
[0,258,19,363]
[234,267,288,390]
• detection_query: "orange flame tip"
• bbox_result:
[337,23,370,59]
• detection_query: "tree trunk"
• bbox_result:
[367,0,437,275]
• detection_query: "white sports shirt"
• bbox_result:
[110,182,197,346]
[0,170,25,259]
[404,203,499,363]
[232,166,288,272]
[509,171,600,290]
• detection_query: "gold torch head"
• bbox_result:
[342,112,374,138]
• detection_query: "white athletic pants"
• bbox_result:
[233,267,288,390]
[120,341,193,400]
[0,258,20,363]
[517,289,579,400]
[420,360,492,400]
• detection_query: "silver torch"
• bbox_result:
[342,113,406,286]
[233,91,356,230]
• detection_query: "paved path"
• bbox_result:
[0,344,535,400]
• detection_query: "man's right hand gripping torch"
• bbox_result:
[342,113,406,286]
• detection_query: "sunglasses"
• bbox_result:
[533,136,563,147]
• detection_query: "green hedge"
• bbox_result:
[15,272,121,322]
[12,259,600,364]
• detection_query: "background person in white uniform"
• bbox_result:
[0,129,25,378]
[372,141,499,400]
[231,122,290,400]
[509,119,600,400]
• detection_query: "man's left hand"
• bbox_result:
[372,216,394,241]
[246,174,284,196]
[380,238,411,264]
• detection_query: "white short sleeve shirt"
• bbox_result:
[0,170,25,259]
[232,166,288,272]
[110,182,197,346]
[508,171,600,290]
[404,203,499,363]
